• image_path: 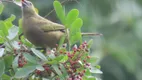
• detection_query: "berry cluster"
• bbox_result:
[44,41,91,80]
[13,41,94,80]
[13,42,29,68]
[64,41,91,80]
[33,41,92,80]
[18,54,27,67]
[35,65,52,76]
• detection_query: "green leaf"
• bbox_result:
[12,54,20,71]
[59,64,68,78]
[46,55,68,64]
[7,26,19,40]
[4,54,14,69]
[53,1,65,24]
[70,32,82,45]
[4,14,16,29]
[66,9,79,27]
[87,56,98,63]
[0,30,4,43]
[87,39,93,48]
[95,65,101,69]
[0,21,8,36]
[18,19,23,35]
[71,18,83,31]
[0,48,4,57]
[1,74,11,80]
[58,35,66,50]
[21,36,33,47]
[15,66,36,78]
[52,65,64,80]
[5,14,16,22]
[31,48,47,61]
[0,3,4,15]
[0,59,5,77]
[36,65,44,71]
[11,41,20,49]
[83,76,96,80]
[56,55,68,63]
[70,18,83,42]
[90,66,103,74]
[23,53,37,64]
[85,69,91,76]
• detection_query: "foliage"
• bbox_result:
[0,0,101,80]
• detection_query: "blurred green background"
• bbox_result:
[1,0,142,80]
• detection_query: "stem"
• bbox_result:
[81,33,103,36]
[65,28,70,51]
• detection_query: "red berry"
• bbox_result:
[18,63,24,67]
[60,50,63,54]
[35,70,41,74]
[73,69,76,72]
[87,56,91,59]
[83,60,86,63]
[18,42,21,45]
[83,70,86,73]
[45,67,49,71]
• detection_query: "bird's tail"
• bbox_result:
[81,33,102,36]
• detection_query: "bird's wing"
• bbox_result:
[42,21,65,32]
[36,17,65,32]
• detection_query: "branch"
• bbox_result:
[81,33,103,36]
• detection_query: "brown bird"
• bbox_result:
[21,0,99,48]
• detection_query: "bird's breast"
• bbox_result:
[22,20,46,47]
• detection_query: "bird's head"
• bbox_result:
[21,0,37,17]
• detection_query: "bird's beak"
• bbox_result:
[22,0,28,7]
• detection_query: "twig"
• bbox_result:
[81,33,103,36]
[66,28,71,51]
[1,0,14,3]
[44,0,82,18]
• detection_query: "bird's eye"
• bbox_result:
[29,2,32,5]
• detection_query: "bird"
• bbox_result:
[21,0,100,48]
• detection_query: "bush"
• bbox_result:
[0,0,102,80]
